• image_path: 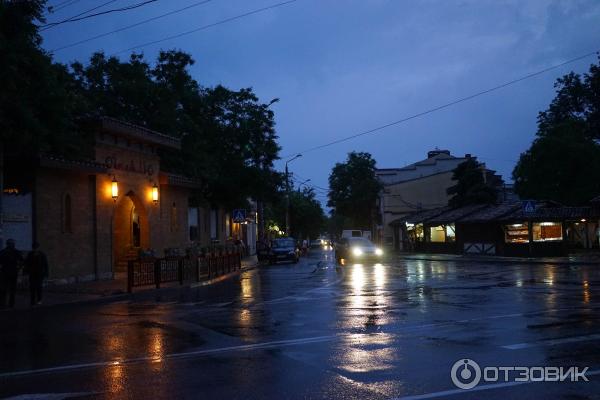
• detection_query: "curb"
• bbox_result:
[190,261,260,287]
[394,255,599,266]
[1,261,261,313]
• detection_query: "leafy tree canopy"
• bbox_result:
[267,187,326,240]
[513,120,600,205]
[70,51,282,208]
[447,158,497,207]
[327,152,381,230]
[0,0,83,159]
[537,57,600,139]
[514,56,600,204]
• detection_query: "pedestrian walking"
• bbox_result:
[24,242,49,306]
[0,239,24,309]
[301,239,308,256]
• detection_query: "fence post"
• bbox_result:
[154,259,161,289]
[178,258,184,285]
[196,256,201,282]
[127,260,133,293]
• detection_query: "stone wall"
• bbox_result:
[35,169,97,279]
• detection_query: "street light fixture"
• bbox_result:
[285,154,302,235]
[297,179,311,191]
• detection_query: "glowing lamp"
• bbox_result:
[152,183,159,204]
[111,176,118,201]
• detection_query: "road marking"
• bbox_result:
[2,392,98,400]
[0,335,339,379]
[502,333,600,350]
[392,369,600,400]
[0,305,597,380]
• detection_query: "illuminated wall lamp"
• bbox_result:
[152,183,159,204]
[111,176,119,201]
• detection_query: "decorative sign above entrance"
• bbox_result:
[105,156,155,177]
[232,209,247,223]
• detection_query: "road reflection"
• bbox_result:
[334,263,396,375]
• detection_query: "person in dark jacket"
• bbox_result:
[24,242,48,306]
[0,239,24,308]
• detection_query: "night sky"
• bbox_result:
[42,0,600,206]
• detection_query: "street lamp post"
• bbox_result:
[285,154,302,236]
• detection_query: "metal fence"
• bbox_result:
[127,251,241,293]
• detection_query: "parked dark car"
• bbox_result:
[269,237,300,264]
[335,237,384,265]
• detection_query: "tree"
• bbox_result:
[513,120,600,205]
[327,152,381,230]
[0,0,84,247]
[267,187,326,239]
[537,57,600,139]
[447,158,497,207]
[70,51,282,209]
[514,56,600,204]
[0,0,83,158]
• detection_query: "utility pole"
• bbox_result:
[0,142,3,249]
[285,154,302,236]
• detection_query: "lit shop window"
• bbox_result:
[446,224,456,242]
[406,223,424,241]
[532,222,562,242]
[505,223,529,243]
[430,226,445,242]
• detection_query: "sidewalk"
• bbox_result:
[395,252,600,265]
[3,255,259,311]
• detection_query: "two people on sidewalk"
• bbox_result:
[0,239,48,309]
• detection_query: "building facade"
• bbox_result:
[376,149,504,249]
[2,118,233,281]
[392,201,600,257]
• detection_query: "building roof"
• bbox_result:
[377,152,465,174]
[389,207,450,225]
[497,205,600,222]
[99,117,181,150]
[425,203,489,225]
[457,202,520,223]
[389,200,600,227]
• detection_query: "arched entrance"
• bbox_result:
[113,191,149,271]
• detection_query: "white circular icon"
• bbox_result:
[451,359,481,389]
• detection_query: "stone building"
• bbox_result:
[2,117,232,281]
[376,149,505,249]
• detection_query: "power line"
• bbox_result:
[51,0,82,13]
[281,49,600,159]
[43,0,158,30]
[51,0,214,53]
[292,174,328,193]
[112,0,298,55]
[41,0,118,31]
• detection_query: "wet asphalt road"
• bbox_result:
[2,249,600,399]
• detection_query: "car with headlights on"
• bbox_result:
[334,237,383,264]
[269,237,300,264]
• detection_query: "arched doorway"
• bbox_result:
[113,191,149,272]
